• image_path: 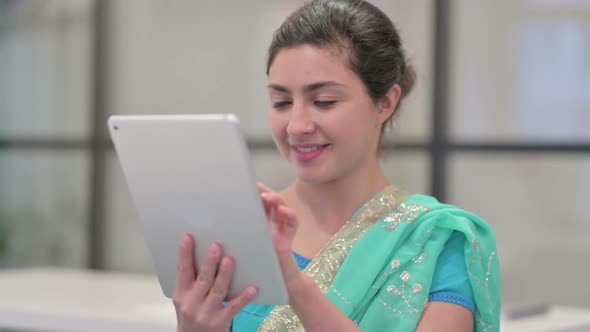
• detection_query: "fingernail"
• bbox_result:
[223,256,234,266]
[248,286,258,297]
[210,242,222,254]
[181,234,191,248]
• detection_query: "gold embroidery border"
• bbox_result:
[257,185,408,332]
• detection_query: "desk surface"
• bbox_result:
[501,306,590,332]
[0,268,176,332]
[1,268,589,332]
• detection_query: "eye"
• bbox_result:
[314,100,337,109]
[272,101,292,109]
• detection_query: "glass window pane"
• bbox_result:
[106,0,294,140]
[104,150,154,273]
[106,0,431,142]
[380,1,433,143]
[0,150,89,267]
[449,0,590,142]
[449,153,590,307]
[382,151,430,195]
[0,0,93,139]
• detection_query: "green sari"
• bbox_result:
[239,185,500,331]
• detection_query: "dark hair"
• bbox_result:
[266,0,416,140]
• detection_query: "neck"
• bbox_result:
[287,157,390,234]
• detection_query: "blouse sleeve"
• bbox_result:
[428,231,476,315]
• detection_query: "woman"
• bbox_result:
[173,0,501,331]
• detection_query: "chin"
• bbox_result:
[294,168,338,186]
[294,170,321,184]
[296,176,324,185]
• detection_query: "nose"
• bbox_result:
[286,103,316,137]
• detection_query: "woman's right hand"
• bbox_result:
[173,234,259,332]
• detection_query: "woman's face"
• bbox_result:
[267,44,390,185]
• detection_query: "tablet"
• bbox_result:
[108,114,288,305]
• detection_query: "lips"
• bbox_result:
[291,144,330,162]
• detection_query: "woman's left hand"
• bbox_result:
[257,183,304,290]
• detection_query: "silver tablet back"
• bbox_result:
[109,114,288,305]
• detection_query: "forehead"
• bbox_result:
[268,44,360,88]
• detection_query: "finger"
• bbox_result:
[221,286,259,320]
[260,192,286,213]
[256,182,272,194]
[267,204,296,230]
[190,242,224,302]
[276,205,299,231]
[271,205,298,254]
[175,234,196,294]
[260,193,273,218]
[262,191,285,204]
[260,192,285,220]
[202,256,235,309]
[270,206,302,284]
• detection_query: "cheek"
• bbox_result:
[332,106,375,137]
[333,108,380,148]
[269,112,287,140]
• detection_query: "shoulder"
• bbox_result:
[401,194,496,238]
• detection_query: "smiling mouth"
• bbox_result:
[290,144,330,161]
[293,144,328,152]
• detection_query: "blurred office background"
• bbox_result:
[1,0,589,319]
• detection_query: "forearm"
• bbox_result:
[287,275,362,332]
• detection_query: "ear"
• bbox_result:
[376,84,402,125]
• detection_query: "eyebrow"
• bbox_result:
[267,81,346,94]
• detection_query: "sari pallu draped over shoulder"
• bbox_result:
[257,185,501,332]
